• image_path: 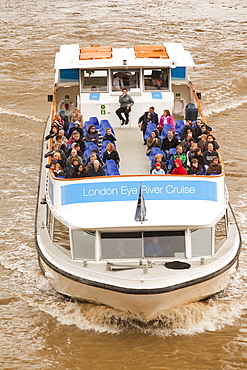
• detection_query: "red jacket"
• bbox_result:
[171,158,187,175]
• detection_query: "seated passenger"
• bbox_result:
[146,130,161,155]
[68,131,85,152]
[67,121,84,140]
[53,163,65,178]
[187,143,198,164]
[181,120,195,141]
[171,158,188,175]
[66,157,79,178]
[53,113,64,128]
[192,147,206,172]
[66,148,83,167]
[181,133,196,153]
[58,129,68,147]
[71,108,83,127]
[72,163,87,178]
[170,145,187,171]
[112,72,125,91]
[196,125,209,142]
[52,152,65,169]
[44,143,66,166]
[194,119,212,141]
[45,124,59,141]
[86,160,105,177]
[102,128,117,143]
[158,109,175,131]
[188,158,202,175]
[85,125,99,144]
[151,162,165,175]
[103,143,120,166]
[89,149,103,165]
[161,129,179,153]
[203,143,219,166]
[150,153,167,174]
[197,134,208,153]
[206,156,222,175]
[207,134,219,151]
[55,135,68,156]
[145,236,163,257]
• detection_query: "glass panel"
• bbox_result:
[191,228,212,257]
[112,70,140,91]
[82,70,108,92]
[53,218,70,251]
[144,231,185,258]
[101,232,142,259]
[71,230,95,259]
[215,216,227,253]
[143,68,169,91]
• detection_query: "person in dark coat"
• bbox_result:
[71,164,87,178]
[203,143,219,166]
[138,106,159,144]
[161,129,179,153]
[67,121,84,139]
[102,128,117,143]
[102,143,120,165]
[206,157,222,175]
[86,160,105,177]
[85,125,99,144]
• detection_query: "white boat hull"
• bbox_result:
[38,256,238,321]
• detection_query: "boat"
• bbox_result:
[35,43,241,321]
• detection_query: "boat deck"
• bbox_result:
[113,126,150,175]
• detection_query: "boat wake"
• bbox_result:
[0,107,43,123]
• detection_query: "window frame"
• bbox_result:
[142,67,170,92]
[81,69,109,93]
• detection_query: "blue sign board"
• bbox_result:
[89,93,100,100]
[61,180,217,206]
[151,92,162,99]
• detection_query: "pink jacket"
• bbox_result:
[159,115,175,130]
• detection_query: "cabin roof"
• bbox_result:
[54,43,195,70]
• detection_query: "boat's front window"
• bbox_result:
[191,228,212,257]
[101,232,142,259]
[111,69,140,91]
[71,230,95,259]
[144,231,185,258]
[143,68,169,91]
[101,231,185,259]
[82,70,108,92]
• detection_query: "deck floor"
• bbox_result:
[114,127,150,175]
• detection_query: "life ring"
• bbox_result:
[173,97,186,116]
[57,99,75,113]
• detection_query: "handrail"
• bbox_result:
[189,81,208,125]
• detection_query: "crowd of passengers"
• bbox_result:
[138,106,221,175]
[44,108,119,178]
[44,107,222,178]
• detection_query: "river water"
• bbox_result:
[0,0,247,369]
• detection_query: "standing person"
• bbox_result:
[138,106,159,144]
[158,109,175,131]
[112,72,124,91]
[115,88,134,125]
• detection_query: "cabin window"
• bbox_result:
[101,231,185,259]
[111,70,140,91]
[60,69,79,83]
[191,228,212,257]
[101,232,142,259]
[215,215,227,253]
[82,70,108,92]
[53,218,70,252]
[143,68,169,91]
[71,230,95,259]
[144,231,185,258]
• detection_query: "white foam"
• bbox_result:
[0,107,43,123]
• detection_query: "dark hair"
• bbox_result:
[88,124,96,132]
